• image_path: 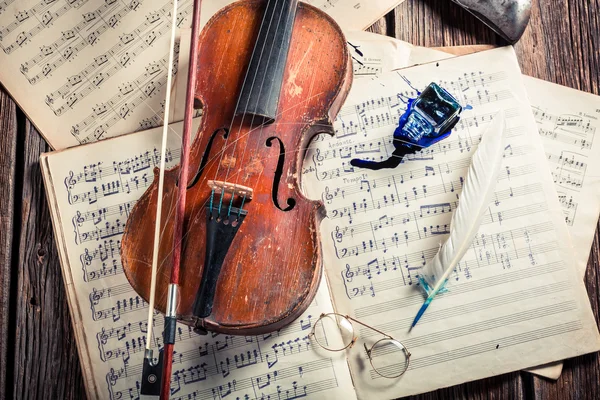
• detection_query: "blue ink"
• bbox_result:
[347,41,364,57]
[418,275,448,296]
[351,82,464,170]
[398,74,421,94]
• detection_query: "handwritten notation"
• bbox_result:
[528,82,600,256]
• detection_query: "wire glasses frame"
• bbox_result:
[309,313,411,379]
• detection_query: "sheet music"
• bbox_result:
[404,48,600,274]
[303,0,405,30]
[301,47,600,398]
[524,76,600,274]
[402,47,600,380]
[0,0,405,150]
[41,121,357,400]
[345,31,411,78]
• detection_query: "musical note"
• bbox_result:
[35,14,600,400]
[524,76,600,278]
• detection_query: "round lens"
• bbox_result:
[368,338,410,378]
[312,314,355,351]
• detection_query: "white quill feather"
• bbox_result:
[411,111,506,328]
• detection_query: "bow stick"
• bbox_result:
[140,0,202,398]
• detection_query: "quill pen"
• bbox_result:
[411,111,505,329]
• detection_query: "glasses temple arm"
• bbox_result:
[346,315,393,339]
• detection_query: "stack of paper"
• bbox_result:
[1,1,599,399]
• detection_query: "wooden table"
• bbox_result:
[1,0,599,399]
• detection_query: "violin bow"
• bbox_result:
[140,0,202,398]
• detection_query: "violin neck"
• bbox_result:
[235,0,300,125]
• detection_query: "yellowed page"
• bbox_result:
[41,120,357,400]
[519,77,600,380]
[524,76,600,275]
[301,47,600,398]
[0,0,228,149]
[405,45,600,380]
[345,31,412,78]
[305,0,406,30]
[0,0,405,150]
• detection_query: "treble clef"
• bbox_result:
[323,186,333,204]
[98,327,109,345]
[333,226,343,243]
[313,148,324,165]
[344,264,354,283]
[91,287,102,305]
[64,170,77,189]
[74,210,85,226]
[80,248,93,266]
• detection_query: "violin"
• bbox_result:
[121,1,351,393]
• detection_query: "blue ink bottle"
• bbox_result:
[351,82,463,170]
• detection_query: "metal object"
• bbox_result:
[310,313,412,379]
[451,0,532,43]
[166,284,178,317]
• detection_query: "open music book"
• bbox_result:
[42,47,600,399]
[406,45,600,379]
[404,47,600,280]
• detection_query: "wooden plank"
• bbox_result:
[367,16,388,35]
[516,0,579,87]
[0,2,595,400]
[0,88,18,400]
[12,119,86,399]
[392,0,500,47]
[404,372,524,400]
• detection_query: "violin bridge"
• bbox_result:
[208,180,254,200]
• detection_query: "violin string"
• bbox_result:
[129,98,330,321]
[211,0,276,191]
[224,0,293,187]
[145,0,181,353]
[128,94,330,295]
[130,0,343,322]
[133,0,270,324]
[151,3,248,242]
[230,0,298,196]
[165,0,290,256]
[215,0,284,218]
[246,2,327,199]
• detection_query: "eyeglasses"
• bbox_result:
[309,312,411,378]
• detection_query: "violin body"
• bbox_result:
[121,0,351,335]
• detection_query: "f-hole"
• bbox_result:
[266,136,296,211]
[186,127,229,188]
